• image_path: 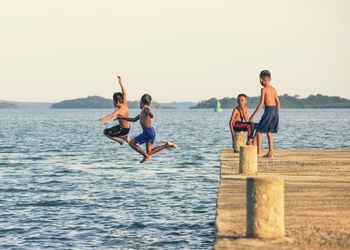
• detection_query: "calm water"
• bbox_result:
[1,108,349,249]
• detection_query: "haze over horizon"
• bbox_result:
[1,0,349,102]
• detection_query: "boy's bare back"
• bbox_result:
[118,104,129,128]
[262,85,279,107]
[139,107,153,129]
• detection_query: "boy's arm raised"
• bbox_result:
[118,114,140,122]
[117,76,127,102]
[249,88,265,122]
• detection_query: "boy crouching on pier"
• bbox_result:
[230,94,258,152]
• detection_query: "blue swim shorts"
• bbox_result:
[134,127,156,145]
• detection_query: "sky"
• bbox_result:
[1,0,349,102]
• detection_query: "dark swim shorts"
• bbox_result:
[104,125,130,137]
[134,127,156,145]
[256,106,279,133]
[233,122,259,140]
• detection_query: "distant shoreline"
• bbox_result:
[1,94,350,109]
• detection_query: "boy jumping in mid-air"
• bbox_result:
[229,94,258,151]
[99,76,130,145]
[249,70,280,158]
[118,94,177,163]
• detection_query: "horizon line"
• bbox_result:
[1,92,350,103]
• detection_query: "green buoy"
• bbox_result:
[215,99,222,112]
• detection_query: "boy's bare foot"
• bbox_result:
[263,153,273,158]
[247,140,252,145]
[166,141,177,148]
[140,155,151,163]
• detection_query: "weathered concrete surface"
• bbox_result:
[233,132,246,152]
[239,145,257,175]
[246,177,285,239]
[215,149,350,250]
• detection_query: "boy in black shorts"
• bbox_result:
[99,76,130,145]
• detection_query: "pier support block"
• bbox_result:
[239,145,257,175]
[233,132,246,153]
[246,177,285,239]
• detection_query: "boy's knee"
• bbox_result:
[129,139,136,146]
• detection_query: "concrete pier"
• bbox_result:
[214,149,350,249]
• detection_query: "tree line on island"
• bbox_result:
[192,94,350,109]
[51,96,163,109]
[0,102,17,109]
[51,94,350,109]
[2,94,350,109]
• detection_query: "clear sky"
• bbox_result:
[1,0,349,102]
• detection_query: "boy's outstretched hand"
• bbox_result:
[249,116,254,122]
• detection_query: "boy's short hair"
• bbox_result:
[259,70,271,79]
[237,93,247,99]
[141,94,152,105]
[113,92,124,104]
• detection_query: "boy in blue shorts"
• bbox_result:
[249,70,280,158]
[118,94,177,163]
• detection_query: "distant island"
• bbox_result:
[192,94,350,109]
[0,102,17,109]
[2,94,350,109]
[51,96,163,109]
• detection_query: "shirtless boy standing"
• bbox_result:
[249,70,280,158]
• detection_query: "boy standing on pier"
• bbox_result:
[249,70,280,158]
[118,94,177,163]
[99,76,130,145]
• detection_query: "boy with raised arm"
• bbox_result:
[99,76,130,145]
[249,70,280,158]
[118,94,177,163]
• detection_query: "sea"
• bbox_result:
[1,108,349,249]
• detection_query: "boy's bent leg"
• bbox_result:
[150,141,177,155]
[146,143,152,155]
[103,130,124,145]
[128,139,150,163]
[118,135,130,143]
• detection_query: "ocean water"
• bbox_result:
[0,108,349,249]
